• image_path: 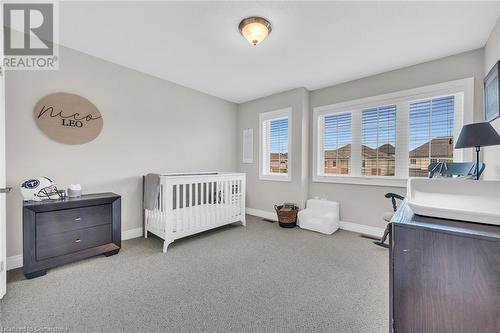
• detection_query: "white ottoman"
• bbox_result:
[298,198,339,235]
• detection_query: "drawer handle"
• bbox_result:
[75,217,82,221]
[75,238,81,243]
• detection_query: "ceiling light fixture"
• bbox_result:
[238,16,272,46]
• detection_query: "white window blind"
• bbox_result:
[260,108,292,180]
[408,96,455,177]
[313,78,473,186]
[361,105,396,176]
[268,118,289,174]
[319,113,352,175]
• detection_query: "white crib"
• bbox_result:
[144,172,246,253]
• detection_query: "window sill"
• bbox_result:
[313,175,408,187]
[259,174,292,182]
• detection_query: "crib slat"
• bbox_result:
[221,179,226,223]
[216,180,220,223]
[213,181,217,224]
[209,182,213,226]
[176,184,181,232]
[185,183,188,231]
[210,181,214,224]
[191,183,198,229]
[225,179,230,222]
[234,180,238,217]
[183,183,187,231]
[213,181,217,225]
[183,184,186,231]
[228,179,232,220]
[219,180,223,222]
[204,182,208,226]
[185,183,189,231]
[189,183,193,231]
[197,182,200,228]
[215,181,218,224]
[232,180,235,218]
[233,180,236,217]
[238,180,242,215]
[236,180,239,217]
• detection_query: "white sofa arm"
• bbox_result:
[297,209,313,221]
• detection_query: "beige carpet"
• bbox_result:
[0,215,388,332]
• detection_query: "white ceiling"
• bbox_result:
[59,1,500,103]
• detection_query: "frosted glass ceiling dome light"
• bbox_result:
[239,16,272,46]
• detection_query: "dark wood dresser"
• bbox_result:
[23,193,121,279]
[390,200,500,333]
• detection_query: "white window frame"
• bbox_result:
[312,78,474,187]
[259,107,292,182]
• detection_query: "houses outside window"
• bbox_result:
[312,78,473,186]
[361,105,396,176]
[408,96,455,177]
[319,112,352,175]
[259,108,292,181]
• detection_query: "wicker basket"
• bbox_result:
[274,205,298,228]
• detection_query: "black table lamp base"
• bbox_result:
[475,146,480,180]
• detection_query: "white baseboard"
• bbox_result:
[7,254,23,271]
[246,208,277,221]
[122,227,143,240]
[246,208,384,238]
[339,221,384,238]
[6,227,145,271]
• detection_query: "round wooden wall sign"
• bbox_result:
[34,92,103,145]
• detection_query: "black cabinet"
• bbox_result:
[23,193,121,279]
[389,201,500,333]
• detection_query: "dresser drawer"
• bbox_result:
[36,224,112,260]
[36,204,112,238]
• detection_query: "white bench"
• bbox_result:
[297,198,339,235]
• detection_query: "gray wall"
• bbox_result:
[484,17,500,180]
[238,49,485,229]
[5,46,237,257]
[309,49,485,228]
[237,88,309,212]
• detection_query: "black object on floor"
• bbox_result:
[373,223,391,249]
[373,240,389,248]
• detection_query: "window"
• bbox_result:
[313,78,473,186]
[319,113,352,175]
[362,105,396,176]
[259,108,292,181]
[268,118,289,174]
[408,96,454,177]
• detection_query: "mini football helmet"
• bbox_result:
[20,177,63,201]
